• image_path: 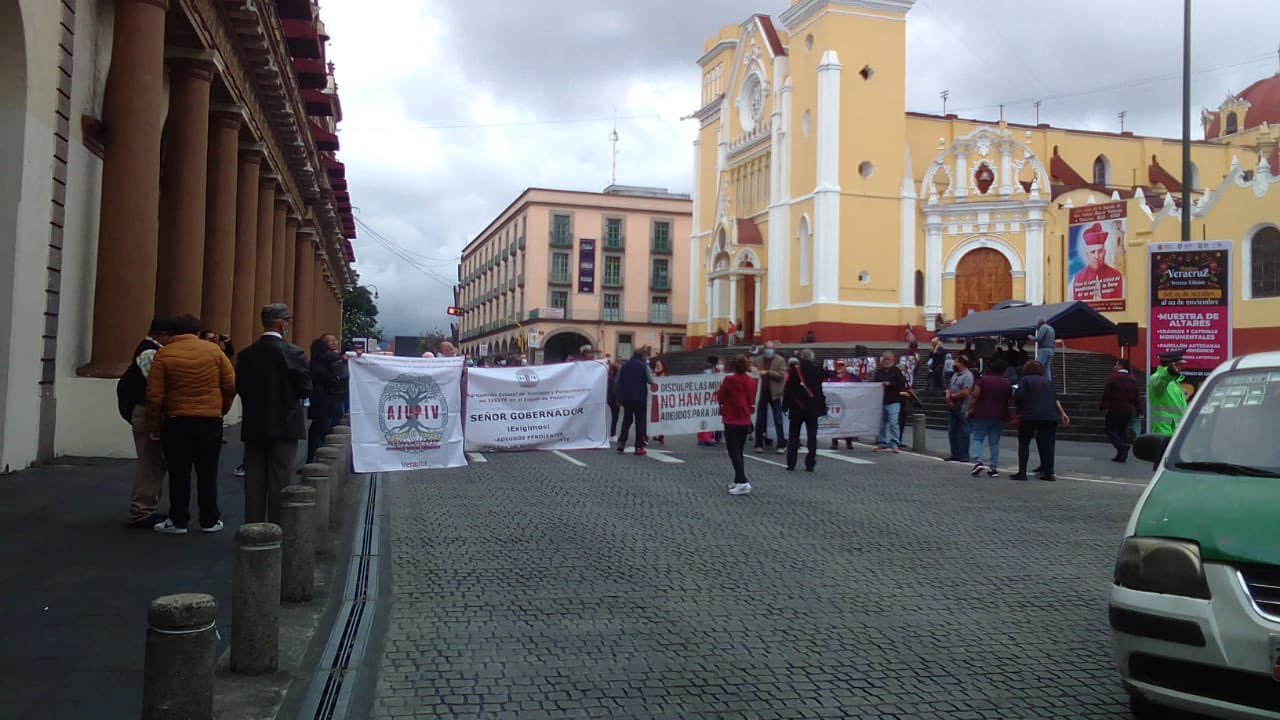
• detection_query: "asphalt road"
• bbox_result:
[364,434,1149,720]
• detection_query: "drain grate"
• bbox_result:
[299,473,381,720]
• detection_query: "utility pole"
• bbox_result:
[998,104,1005,123]
[940,90,950,115]
[1180,0,1192,242]
[609,118,619,187]
[1034,100,1042,125]
[1118,110,1127,133]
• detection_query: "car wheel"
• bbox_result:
[1129,695,1166,720]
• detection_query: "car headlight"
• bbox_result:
[1114,537,1211,599]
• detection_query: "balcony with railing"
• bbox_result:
[650,274,671,291]
[649,307,671,325]
[549,271,571,286]
[550,227,573,248]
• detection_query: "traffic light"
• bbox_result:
[446,306,463,316]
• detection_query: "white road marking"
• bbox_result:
[645,449,684,464]
[551,450,587,467]
[745,454,789,468]
[853,441,943,462]
[816,449,875,465]
[1058,474,1146,488]
[466,452,487,463]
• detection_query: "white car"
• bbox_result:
[1110,352,1280,719]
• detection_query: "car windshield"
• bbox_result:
[1169,369,1280,476]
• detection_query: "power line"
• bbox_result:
[340,113,665,133]
[351,217,459,290]
[354,217,458,267]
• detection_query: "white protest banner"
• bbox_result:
[348,354,466,473]
[816,383,883,439]
[647,373,725,436]
[464,361,608,451]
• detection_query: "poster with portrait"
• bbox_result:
[1067,202,1127,311]
[348,355,467,473]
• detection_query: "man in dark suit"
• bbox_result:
[235,304,311,523]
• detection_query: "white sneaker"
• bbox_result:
[153,519,188,535]
[728,482,752,495]
[775,448,786,455]
[201,520,225,533]
[233,464,246,477]
[970,462,984,477]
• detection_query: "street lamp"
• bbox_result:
[364,284,379,300]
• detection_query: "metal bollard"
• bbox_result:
[142,593,217,720]
[279,485,316,602]
[301,462,332,550]
[912,413,928,452]
[231,523,282,675]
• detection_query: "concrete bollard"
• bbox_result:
[330,424,351,436]
[143,593,217,720]
[323,432,351,484]
[301,462,332,550]
[912,413,928,452]
[314,447,343,520]
[279,485,316,602]
[231,523,282,675]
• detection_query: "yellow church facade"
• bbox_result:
[686,0,1280,364]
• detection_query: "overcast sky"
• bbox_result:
[320,0,1280,338]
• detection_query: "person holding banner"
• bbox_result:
[615,349,658,455]
[717,355,759,495]
[783,349,826,472]
[753,341,787,455]
[828,360,856,450]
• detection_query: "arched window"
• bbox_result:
[1188,161,1200,191]
[797,216,811,287]
[914,270,925,306]
[1093,155,1110,186]
[1251,227,1280,299]
[1225,112,1239,135]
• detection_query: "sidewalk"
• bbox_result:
[0,427,249,720]
[917,426,1153,482]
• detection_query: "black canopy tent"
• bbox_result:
[937,301,1118,341]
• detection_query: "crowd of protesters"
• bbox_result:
[121,303,346,533]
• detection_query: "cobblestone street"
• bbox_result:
[362,438,1147,719]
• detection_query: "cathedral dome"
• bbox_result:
[1206,73,1280,139]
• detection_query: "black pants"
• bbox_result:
[161,416,223,529]
[306,411,336,464]
[1104,411,1133,456]
[787,415,818,470]
[608,402,619,436]
[724,424,750,484]
[617,401,646,450]
[1017,420,1057,477]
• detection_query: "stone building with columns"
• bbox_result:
[687,0,1280,362]
[0,0,357,470]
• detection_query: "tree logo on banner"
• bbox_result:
[817,391,846,432]
[378,373,450,452]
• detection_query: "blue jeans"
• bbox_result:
[755,397,784,448]
[948,405,971,460]
[876,402,901,448]
[969,418,1004,469]
[1036,349,1053,381]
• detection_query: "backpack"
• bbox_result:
[116,358,146,423]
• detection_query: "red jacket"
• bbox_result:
[717,373,758,426]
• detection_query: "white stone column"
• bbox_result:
[753,275,762,335]
[688,138,702,324]
[728,276,737,324]
[999,146,1013,197]
[813,50,842,304]
[924,217,943,326]
[706,279,715,334]
[954,150,969,200]
[1026,209,1046,304]
[900,144,917,308]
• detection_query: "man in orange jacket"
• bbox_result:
[146,314,237,534]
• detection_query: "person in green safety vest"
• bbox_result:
[1148,349,1189,437]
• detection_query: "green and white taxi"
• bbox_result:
[1111,352,1280,719]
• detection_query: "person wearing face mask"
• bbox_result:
[698,356,723,446]
[828,359,856,450]
[752,341,787,455]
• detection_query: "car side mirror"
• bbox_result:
[1133,433,1170,464]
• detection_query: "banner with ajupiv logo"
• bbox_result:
[348,354,467,473]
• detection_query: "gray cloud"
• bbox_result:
[322,0,1280,338]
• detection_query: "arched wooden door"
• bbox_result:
[955,248,1012,317]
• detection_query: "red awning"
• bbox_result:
[322,157,345,178]
[281,19,322,59]
[291,57,328,90]
[301,89,335,116]
[275,0,313,21]
[736,218,763,246]
[344,239,356,262]
[309,121,339,152]
[329,178,347,192]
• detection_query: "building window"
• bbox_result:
[604,218,624,250]
[1093,155,1110,186]
[550,252,570,284]
[603,293,621,322]
[914,270,925,306]
[650,295,670,324]
[617,332,634,359]
[603,255,623,287]
[550,290,568,310]
[652,220,672,253]
[651,258,670,290]
[1226,112,1239,135]
[1251,226,1280,299]
[667,335,684,353]
[798,216,811,287]
[551,213,572,247]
